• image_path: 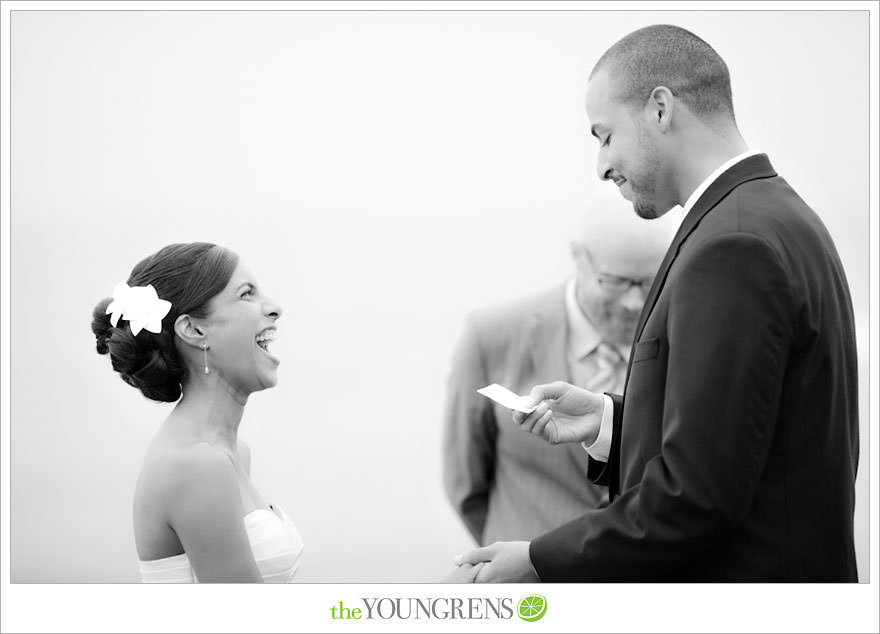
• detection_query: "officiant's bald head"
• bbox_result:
[570,187,680,345]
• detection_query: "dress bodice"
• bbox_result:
[138,505,304,583]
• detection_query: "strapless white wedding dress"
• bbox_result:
[138,505,304,583]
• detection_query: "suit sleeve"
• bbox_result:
[530,233,795,580]
[586,393,623,487]
[442,315,498,544]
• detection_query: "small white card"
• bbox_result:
[476,383,537,414]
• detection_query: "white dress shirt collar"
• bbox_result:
[682,149,763,214]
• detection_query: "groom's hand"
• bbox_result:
[512,381,605,445]
[453,541,539,583]
[440,562,484,583]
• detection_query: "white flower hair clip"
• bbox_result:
[106,282,173,336]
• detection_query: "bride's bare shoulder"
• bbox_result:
[136,436,237,508]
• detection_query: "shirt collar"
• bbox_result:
[565,277,603,360]
[682,149,763,214]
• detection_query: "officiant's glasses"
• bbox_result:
[580,245,654,294]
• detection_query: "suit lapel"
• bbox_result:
[528,285,571,385]
[528,286,602,472]
[631,154,779,349]
[603,154,777,498]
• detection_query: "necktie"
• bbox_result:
[588,342,624,394]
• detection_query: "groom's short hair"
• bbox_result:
[591,24,736,122]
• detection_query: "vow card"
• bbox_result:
[476,383,537,414]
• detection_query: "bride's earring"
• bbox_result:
[202,343,210,374]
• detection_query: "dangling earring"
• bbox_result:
[202,343,210,374]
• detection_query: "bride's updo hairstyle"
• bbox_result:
[91,243,238,402]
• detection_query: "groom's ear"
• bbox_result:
[174,314,206,350]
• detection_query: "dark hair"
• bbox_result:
[591,24,736,122]
[91,243,239,402]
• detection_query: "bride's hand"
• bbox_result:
[439,562,484,583]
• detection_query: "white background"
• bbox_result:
[2,2,877,633]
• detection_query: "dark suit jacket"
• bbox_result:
[443,286,607,545]
[530,154,859,581]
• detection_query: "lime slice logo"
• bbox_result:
[517,594,547,622]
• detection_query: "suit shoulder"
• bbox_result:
[698,176,834,257]
[731,177,825,234]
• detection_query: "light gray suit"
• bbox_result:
[443,285,608,545]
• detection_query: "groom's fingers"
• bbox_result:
[474,562,493,583]
[514,403,549,433]
[513,381,573,428]
[525,381,570,407]
[455,544,496,566]
[531,409,553,437]
[467,562,485,582]
[440,561,485,583]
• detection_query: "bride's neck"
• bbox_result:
[170,379,248,454]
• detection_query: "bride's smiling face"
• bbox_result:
[200,262,283,395]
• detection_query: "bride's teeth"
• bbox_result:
[255,329,276,351]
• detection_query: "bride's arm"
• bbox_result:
[164,442,263,582]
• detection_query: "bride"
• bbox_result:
[91,242,301,582]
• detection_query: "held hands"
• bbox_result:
[451,541,538,583]
[513,381,605,445]
[440,562,485,583]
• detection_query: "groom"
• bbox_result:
[454,24,859,582]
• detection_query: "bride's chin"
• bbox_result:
[257,371,279,391]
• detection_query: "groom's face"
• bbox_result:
[586,71,676,219]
